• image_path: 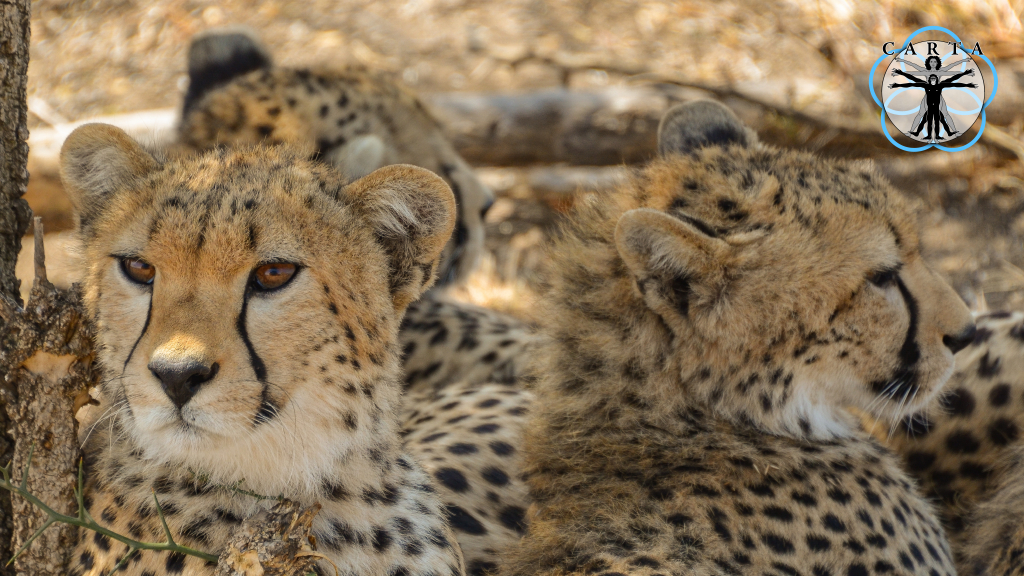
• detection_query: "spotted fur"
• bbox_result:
[399,295,539,395]
[403,382,533,576]
[62,123,465,576]
[879,310,1024,571]
[957,442,1024,576]
[499,101,975,576]
[177,29,493,286]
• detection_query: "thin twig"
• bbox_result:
[0,451,218,565]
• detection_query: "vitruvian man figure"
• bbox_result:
[888,54,978,141]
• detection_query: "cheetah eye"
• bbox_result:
[251,262,298,292]
[867,268,899,288]
[119,257,155,285]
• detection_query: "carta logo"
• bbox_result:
[870,27,998,152]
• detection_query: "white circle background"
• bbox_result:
[880,41,985,143]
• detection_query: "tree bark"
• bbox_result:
[216,501,322,576]
[0,1,34,572]
[0,221,95,576]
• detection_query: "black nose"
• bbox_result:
[148,359,219,409]
[943,325,977,355]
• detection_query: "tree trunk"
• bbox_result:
[0,1,34,572]
[0,223,96,575]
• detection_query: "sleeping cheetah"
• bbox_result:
[878,310,1024,570]
[176,28,540,396]
[499,101,975,576]
[62,123,466,575]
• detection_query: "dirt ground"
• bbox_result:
[17,0,1024,315]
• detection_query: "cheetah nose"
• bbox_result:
[148,359,219,409]
[942,324,977,355]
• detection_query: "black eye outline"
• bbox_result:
[867,266,901,288]
[118,257,156,286]
[249,262,300,293]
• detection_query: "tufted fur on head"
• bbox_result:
[531,100,974,442]
[498,100,970,576]
[176,29,493,286]
[961,442,1024,575]
[61,121,455,496]
[61,123,466,575]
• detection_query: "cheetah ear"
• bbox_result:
[615,208,730,321]
[345,164,456,312]
[60,124,161,231]
[658,100,757,157]
[325,135,388,181]
[183,27,272,116]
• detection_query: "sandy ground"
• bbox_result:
[17,0,1024,316]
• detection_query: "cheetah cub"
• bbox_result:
[500,101,975,576]
[62,124,465,575]
[177,29,538,393]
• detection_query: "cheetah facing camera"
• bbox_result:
[178,28,493,286]
[500,101,976,576]
[61,124,465,575]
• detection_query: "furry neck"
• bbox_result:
[97,382,403,503]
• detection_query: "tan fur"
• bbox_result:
[176,30,534,400]
[399,295,540,395]
[500,102,973,576]
[178,56,492,286]
[958,443,1024,576]
[62,123,464,576]
[882,310,1024,571]
[403,382,533,576]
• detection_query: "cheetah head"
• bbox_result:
[614,101,975,438]
[61,124,455,494]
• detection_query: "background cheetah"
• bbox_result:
[62,123,465,575]
[877,311,1024,571]
[499,101,974,576]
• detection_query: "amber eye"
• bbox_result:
[251,262,298,292]
[120,257,155,285]
[868,268,898,288]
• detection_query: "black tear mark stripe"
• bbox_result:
[237,287,277,426]
[872,277,921,396]
[895,277,921,368]
[123,294,153,372]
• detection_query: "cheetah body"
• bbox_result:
[62,124,465,575]
[881,311,1024,573]
[501,102,975,576]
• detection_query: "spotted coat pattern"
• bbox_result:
[61,124,465,576]
[498,102,974,576]
[403,381,533,576]
[882,311,1024,572]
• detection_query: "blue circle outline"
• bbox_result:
[869,26,998,152]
